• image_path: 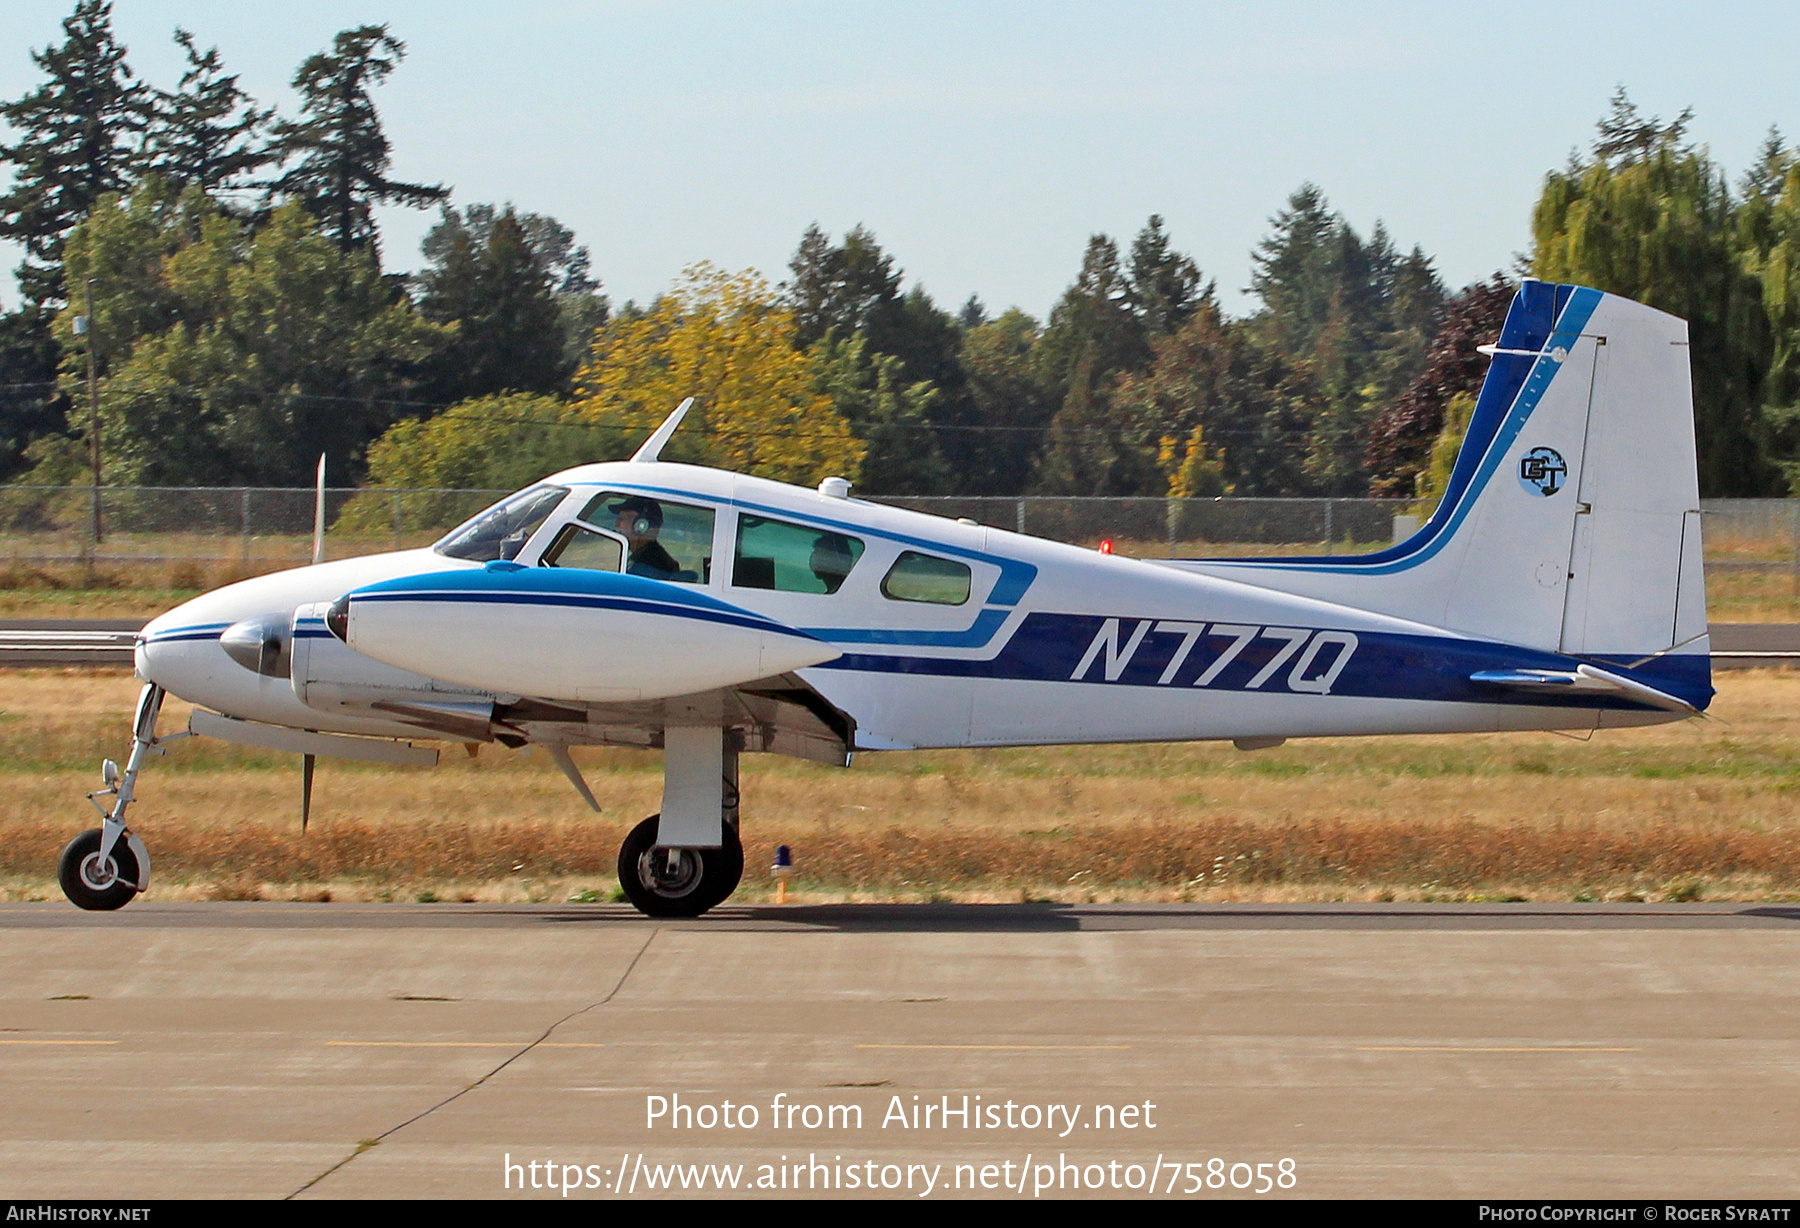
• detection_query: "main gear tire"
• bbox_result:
[616,816,743,918]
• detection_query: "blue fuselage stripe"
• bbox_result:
[801,606,1013,647]
[810,612,1713,712]
[354,589,806,639]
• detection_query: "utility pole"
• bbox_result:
[83,275,101,550]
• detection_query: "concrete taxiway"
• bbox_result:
[0,901,1795,1200]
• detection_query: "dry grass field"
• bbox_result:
[2,668,1799,906]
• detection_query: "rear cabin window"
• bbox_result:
[881,551,972,605]
[575,491,716,583]
[733,515,865,594]
[540,524,625,572]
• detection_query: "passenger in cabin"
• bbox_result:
[608,496,682,579]
[809,532,857,594]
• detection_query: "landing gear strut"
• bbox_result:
[60,683,167,911]
[614,729,743,918]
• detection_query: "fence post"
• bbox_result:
[240,487,251,569]
[392,490,402,551]
[1323,499,1334,556]
[1016,498,1026,536]
[1166,497,1177,555]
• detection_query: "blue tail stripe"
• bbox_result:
[1186,283,1603,576]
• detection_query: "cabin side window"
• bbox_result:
[434,485,569,562]
[881,551,972,605]
[575,491,716,584]
[732,515,865,594]
[539,524,625,572]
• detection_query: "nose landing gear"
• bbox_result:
[57,827,146,911]
[60,683,170,911]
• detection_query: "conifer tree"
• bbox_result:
[145,30,275,204]
[1128,215,1206,339]
[1591,86,1692,168]
[0,0,150,303]
[1739,128,1792,202]
[1029,235,1157,494]
[1113,296,1317,497]
[421,203,608,374]
[1239,187,1444,494]
[1034,234,1149,397]
[415,206,569,403]
[0,304,72,478]
[784,223,905,349]
[266,25,445,256]
[781,225,969,492]
[1246,184,1340,354]
[960,309,1056,495]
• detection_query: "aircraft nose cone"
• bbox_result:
[219,615,292,677]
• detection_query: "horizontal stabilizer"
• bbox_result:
[1469,663,1696,715]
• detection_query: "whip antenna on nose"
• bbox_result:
[311,454,327,564]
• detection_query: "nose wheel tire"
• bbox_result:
[58,828,141,912]
[616,815,743,918]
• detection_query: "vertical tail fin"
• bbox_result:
[1180,281,1709,706]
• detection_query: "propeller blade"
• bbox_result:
[311,454,326,564]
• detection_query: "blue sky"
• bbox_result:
[0,1,1795,316]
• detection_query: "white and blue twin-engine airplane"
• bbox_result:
[61,280,1711,915]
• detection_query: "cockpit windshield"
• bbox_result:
[434,485,569,562]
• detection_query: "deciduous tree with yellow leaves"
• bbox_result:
[355,262,865,498]
[571,262,863,485]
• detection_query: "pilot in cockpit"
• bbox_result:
[608,496,683,580]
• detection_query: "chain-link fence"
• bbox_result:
[0,486,507,585]
[873,496,1411,555]
[1690,499,1800,570]
[1,486,1799,586]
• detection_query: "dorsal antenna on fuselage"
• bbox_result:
[630,397,695,463]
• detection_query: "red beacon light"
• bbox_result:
[1098,540,1114,555]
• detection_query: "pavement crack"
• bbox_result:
[286,927,661,1199]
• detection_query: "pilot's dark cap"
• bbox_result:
[605,495,663,527]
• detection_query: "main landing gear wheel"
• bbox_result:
[616,815,743,918]
[58,828,141,912]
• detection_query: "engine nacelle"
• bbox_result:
[290,601,497,732]
[334,563,840,702]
